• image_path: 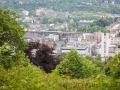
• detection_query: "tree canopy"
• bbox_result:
[1,0,120,14]
[0,8,26,50]
[24,42,60,73]
[55,49,99,78]
[0,8,28,69]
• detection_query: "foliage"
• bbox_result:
[116,32,120,37]
[104,53,120,79]
[77,18,117,33]
[85,56,104,71]
[0,8,26,50]
[0,63,120,90]
[18,20,30,28]
[1,0,120,14]
[42,16,49,24]
[59,52,67,61]
[117,41,120,47]
[53,18,64,23]
[0,9,27,70]
[90,18,118,27]
[55,49,99,79]
[77,25,109,33]
[61,43,66,47]
[53,41,57,47]
[0,64,104,90]
[24,42,60,73]
[0,43,29,70]
[0,46,120,90]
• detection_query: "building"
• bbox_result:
[77,20,94,26]
[47,41,53,48]
[83,33,94,41]
[61,45,89,56]
[22,10,29,16]
[111,37,120,45]
[94,32,103,42]
[48,34,59,41]
[106,22,120,32]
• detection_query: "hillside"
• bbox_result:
[0,0,120,13]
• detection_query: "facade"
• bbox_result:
[83,33,94,41]
[94,32,102,42]
[22,10,29,16]
[48,34,59,41]
[111,37,120,45]
[61,45,89,56]
[47,41,53,48]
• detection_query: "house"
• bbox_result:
[94,32,103,42]
[22,10,29,16]
[111,37,120,45]
[48,34,59,41]
[77,20,94,26]
[83,33,94,41]
[106,22,120,32]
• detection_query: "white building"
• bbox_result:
[48,34,59,41]
[61,45,89,56]
[22,10,29,16]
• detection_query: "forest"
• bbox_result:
[0,8,120,90]
[0,0,120,14]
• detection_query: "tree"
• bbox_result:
[42,16,49,24]
[24,42,60,73]
[0,9,26,50]
[55,49,99,78]
[85,55,104,71]
[18,20,29,28]
[53,18,64,23]
[0,9,28,69]
[104,53,120,79]
[59,52,67,61]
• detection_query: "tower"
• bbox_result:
[101,33,104,61]
[106,33,109,56]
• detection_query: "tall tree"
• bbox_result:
[55,49,99,78]
[0,9,26,50]
[0,9,28,69]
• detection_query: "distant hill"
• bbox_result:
[0,0,120,14]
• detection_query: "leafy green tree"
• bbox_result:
[77,25,109,33]
[0,9,27,69]
[104,53,120,79]
[59,52,67,61]
[0,9,26,50]
[18,20,29,28]
[55,49,99,78]
[85,55,104,71]
[53,18,64,23]
[42,16,49,24]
